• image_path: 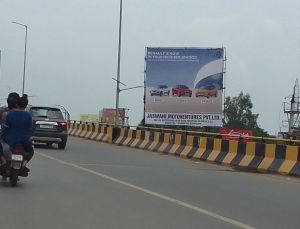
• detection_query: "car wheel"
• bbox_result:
[58,140,67,150]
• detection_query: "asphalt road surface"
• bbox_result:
[1,137,300,229]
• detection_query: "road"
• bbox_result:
[1,137,300,229]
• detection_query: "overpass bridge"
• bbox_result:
[1,123,300,229]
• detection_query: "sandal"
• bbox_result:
[22,166,30,173]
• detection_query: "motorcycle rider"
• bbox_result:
[0,143,4,172]
[0,92,19,172]
[1,93,34,175]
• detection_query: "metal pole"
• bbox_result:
[54,104,70,120]
[222,47,227,117]
[0,50,2,82]
[22,25,28,95]
[143,47,147,126]
[12,21,28,96]
[115,0,123,126]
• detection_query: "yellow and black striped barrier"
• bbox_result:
[113,127,300,177]
[68,121,114,143]
[67,122,300,177]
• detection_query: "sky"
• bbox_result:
[0,0,299,135]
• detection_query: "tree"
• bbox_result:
[223,92,268,136]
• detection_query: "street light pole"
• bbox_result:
[54,104,70,120]
[12,21,28,96]
[0,50,2,82]
[115,0,123,126]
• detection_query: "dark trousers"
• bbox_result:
[0,143,3,157]
[0,142,34,161]
[22,144,34,162]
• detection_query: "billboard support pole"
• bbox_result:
[143,47,147,126]
[222,47,227,120]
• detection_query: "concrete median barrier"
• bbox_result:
[112,128,300,177]
[84,123,94,139]
[68,121,76,135]
[68,121,114,143]
[74,123,84,137]
[68,123,300,177]
[69,122,81,136]
[96,126,114,143]
[79,123,88,138]
[89,124,100,140]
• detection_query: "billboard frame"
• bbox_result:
[143,47,226,128]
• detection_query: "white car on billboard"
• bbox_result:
[150,85,170,96]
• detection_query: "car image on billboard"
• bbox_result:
[195,85,218,98]
[172,85,192,97]
[150,85,170,96]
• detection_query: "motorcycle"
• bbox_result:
[1,143,26,187]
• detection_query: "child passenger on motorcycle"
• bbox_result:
[2,94,34,174]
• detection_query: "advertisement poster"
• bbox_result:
[145,47,224,126]
[100,108,127,125]
[220,128,253,142]
[80,114,99,122]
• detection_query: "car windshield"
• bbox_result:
[199,85,216,90]
[30,107,64,119]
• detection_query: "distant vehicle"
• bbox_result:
[172,85,192,97]
[29,106,68,149]
[196,86,218,98]
[150,85,170,96]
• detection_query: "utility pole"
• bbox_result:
[12,21,28,95]
[115,0,123,126]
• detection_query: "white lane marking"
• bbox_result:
[37,152,256,229]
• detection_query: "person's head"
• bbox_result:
[18,94,29,110]
[7,92,20,109]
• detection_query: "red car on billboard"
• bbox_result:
[220,128,253,142]
[172,85,192,97]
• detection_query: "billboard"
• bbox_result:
[145,47,224,126]
[80,114,99,122]
[100,108,128,125]
[220,128,253,142]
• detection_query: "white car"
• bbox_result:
[150,85,170,96]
